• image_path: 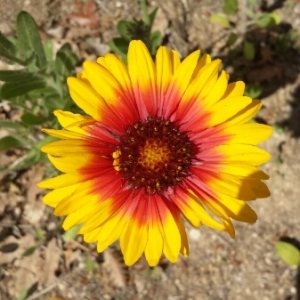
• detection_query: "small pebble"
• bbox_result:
[188,228,201,241]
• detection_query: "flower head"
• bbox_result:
[38,40,272,266]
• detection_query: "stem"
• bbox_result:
[240,0,247,38]
[0,53,27,66]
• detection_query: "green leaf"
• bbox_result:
[275,241,300,266]
[109,38,129,55]
[16,11,47,68]
[35,135,58,149]
[17,290,28,300]
[22,246,37,257]
[0,121,25,131]
[0,32,27,66]
[43,94,67,111]
[0,32,16,56]
[21,112,48,126]
[222,0,238,15]
[243,41,255,60]
[246,8,255,19]
[245,84,263,98]
[44,39,54,61]
[35,228,45,243]
[0,75,47,99]
[148,7,159,28]
[55,44,78,76]
[0,135,27,151]
[63,224,82,242]
[0,70,34,82]
[289,29,298,42]
[117,20,131,40]
[256,13,277,28]
[150,31,162,55]
[210,15,231,27]
[86,255,97,272]
[11,147,44,170]
[227,33,238,46]
[0,32,23,65]
[139,0,150,25]
[270,12,281,25]
[274,124,284,134]
[247,0,258,7]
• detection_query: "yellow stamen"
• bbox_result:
[113,150,121,171]
[138,139,170,170]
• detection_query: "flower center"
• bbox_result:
[114,117,198,194]
[138,139,170,170]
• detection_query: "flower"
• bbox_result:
[38,40,272,266]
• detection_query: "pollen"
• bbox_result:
[115,117,198,194]
[112,150,121,171]
[138,139,170,170]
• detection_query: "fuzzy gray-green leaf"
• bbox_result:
[16,11,47,68]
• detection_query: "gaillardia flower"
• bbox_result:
[38,40,272,266]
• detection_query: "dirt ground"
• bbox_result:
[1,0,300,299]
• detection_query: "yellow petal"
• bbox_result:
[41,140,87,156]
[174,189,225,230]
[168,50,200,98]
[78,198,114,233]
[42,129,85,140]
[185,59,221,101]
[120,197,150,265]
[201,70,228,108]
[67,77,105,121]
[144,199,164,266]
[221,81,245,99]
[127,40,156,114]
[161,210,181,263]
[154,197,181,263]
[224,123,273,144]
[144,222,163,266]
[84,227,101,243]
[208,96,252,127]
[218,163,269,180]
[38,173,81,189]
[169,50,181,73]
[47,154,91,174]
[156,46,172,97]
[192,53,211,78]
[120,218,148,266]
[213,144,271,166]
[82,61,121,106]
[41,183,81,207]
[244,179,270,198]
[225,100,262,126]
[53,110,92,128]
[214,193,257,223]
[201,172,256,201]
[176,214,189,257]
[128,40,155,90]
[223,217,235,238]
[54,180,97,215]
[96,211,129,252]
[97,53,133,96]
[62,196,99,230]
